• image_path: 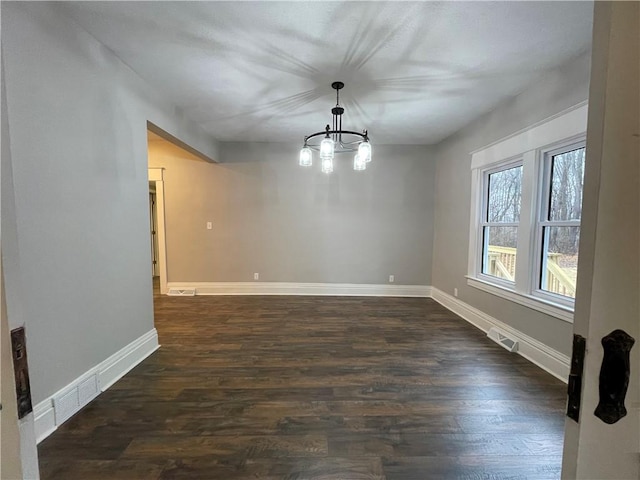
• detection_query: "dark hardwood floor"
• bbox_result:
[38,282,567,479]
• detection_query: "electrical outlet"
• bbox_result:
[389,275,395,283]
[254,273,259,280]
[454,288,458,297]
[206,222,212,230]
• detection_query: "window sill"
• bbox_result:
[466,276,574,323]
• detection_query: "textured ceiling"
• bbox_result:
[62,1,593,145]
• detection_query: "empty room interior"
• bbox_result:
[1,1,638,480]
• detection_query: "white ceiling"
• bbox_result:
[62,1,593,145]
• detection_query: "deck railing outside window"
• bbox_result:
[487,246,576,298]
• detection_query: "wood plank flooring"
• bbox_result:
[38,288,567,479]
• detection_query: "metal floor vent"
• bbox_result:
[167,288,196,296]
[487,327,519,352]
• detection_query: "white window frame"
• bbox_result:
[476,158,523,291]
[467,102,588,323]
[532,139,586,308]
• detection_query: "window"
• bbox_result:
[481,164,523,284]
[467,102,588,322]
[536,144,585,301]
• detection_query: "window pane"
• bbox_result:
[540,226,580,298]
[549,147,585,221]
[482,226,518,281]
[487,166,523,222]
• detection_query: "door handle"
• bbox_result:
[594,329,635,424]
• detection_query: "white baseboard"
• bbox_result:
[34,329,159,443]
[33,402,56,444]
[99,329,160,390]
[430,287,570,383]
[167,282,432,298]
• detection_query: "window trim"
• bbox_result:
[467,102,588,323]
[466,276,574,323]
[531,139,586,308]
[476,159,523,289]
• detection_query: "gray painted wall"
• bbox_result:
[431,51,592,355]
[149,141,436,285]
[1,2,218,404]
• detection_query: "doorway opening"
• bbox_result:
[147,165,168,295]
[149,187,159,283]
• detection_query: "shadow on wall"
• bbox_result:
[403,157,436,209]
[313,171,341,206]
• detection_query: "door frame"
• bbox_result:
[149,191,158,277]
[148,168,168,294]
[561,2,639,478]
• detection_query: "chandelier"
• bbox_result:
[299,81,371,173]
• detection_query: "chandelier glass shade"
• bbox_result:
[299,146,312,167]
[299,82,371,173]
[321,157,334,174]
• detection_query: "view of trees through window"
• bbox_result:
[488,166,522,224]
[482,165,522,279]
[541,146,585,298]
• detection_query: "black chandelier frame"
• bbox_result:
[302,82,369,153]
